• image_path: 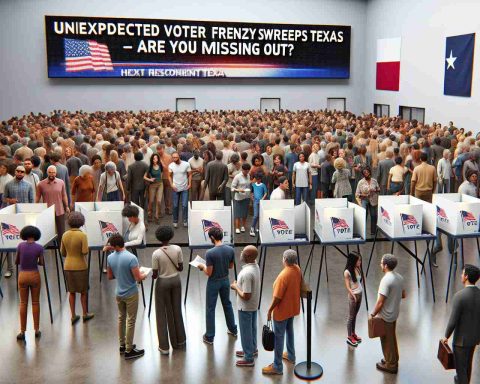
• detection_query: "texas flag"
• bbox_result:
[376,37,401,91]
[444,33,475,97]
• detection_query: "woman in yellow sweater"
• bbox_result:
[61,211,94,325]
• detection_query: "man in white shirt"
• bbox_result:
[230,245,260,367]
[168,152,192,228]
[270,176,288,200]
[370,254,406,374]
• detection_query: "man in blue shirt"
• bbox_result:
[285,144,299,199]
[198,227,237,344]
[107,234,147,360]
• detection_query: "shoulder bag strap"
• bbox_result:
[160,247,180,271]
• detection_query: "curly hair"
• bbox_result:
[155,226,174,243]
[68,211,85,228]
[121,204,139,218]
[20,225,41,241]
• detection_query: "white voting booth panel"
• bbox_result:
[314,198,366,241]
[188,201,232,246]
[377,195,435,238]
[259,200,310,244]
[0,204,55,249]
[433,193,480,235]
[75,202,144,248]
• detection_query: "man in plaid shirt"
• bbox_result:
[3,165,34,278]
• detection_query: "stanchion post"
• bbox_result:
[294,290,323,380]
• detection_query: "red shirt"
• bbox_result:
[37,178,67,216]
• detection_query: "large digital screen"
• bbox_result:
[45,16,351,79]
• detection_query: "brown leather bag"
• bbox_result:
[368,316,386,338]
[437,340,455,370]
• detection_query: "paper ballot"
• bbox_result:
[140,267,152,276]
[190,255,206,269]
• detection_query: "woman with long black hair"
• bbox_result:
[144,153,164,223]
[344,252,363,347]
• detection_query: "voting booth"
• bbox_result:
[314,198,366,242]
[75,201,144,248]
[377,195,437,238]
[0,204,56,249]
[367,195,437,302]
[432,193,480,302]
[0,203,56,322]
[433,193,480,235]
[184,201,234,305]
[187,201,233,246]
[259,200,310,244]
[308,198,368,312]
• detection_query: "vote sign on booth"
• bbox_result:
[188,201,232,246]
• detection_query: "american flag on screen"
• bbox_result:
[64,38,113,72]
[437,206,448,219]
[381,207,390,220]
[401,213,418,226]
[1,223,20,236]
[269,218,289,230]
[331,217,350,230]
[202,219,222,233]
[460,210,477,229]
[99,220,118,235]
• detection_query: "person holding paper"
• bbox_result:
[230,245,260,367]
[152,226,186,355]
[197,227,237,345]
[370,254,406,374]
[121,205,146,249]
[231,163,251,234]
[442,264,480,384]
[61,212,94,325]
[15,226,44,340]
[107,234,147,360]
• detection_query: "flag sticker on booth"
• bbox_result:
[1,222,20,243]
[269,217,292,238]
[437,206,449,223]
[330,217,351,237]
[400,213,419,233]
[460,210,478,230]
[99,220,119,240]
[202,219,223,240]
[376,37,401,91]
[381,207,391,225]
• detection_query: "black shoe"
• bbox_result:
[120,344,136,354]
[125,348,144,360]
[35,331,42,338]
[203,334,214,345]
[16,332,25,340]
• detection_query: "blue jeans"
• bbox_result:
[104,190,120,201]
[361,199,378,235]
[310,175,319,203]
[172,189,189,223]
[238,310,257,362]
[273,317,295,373]
[252,199,260,229]
[295,187,308,205]
[389,182,403,195]
[205,278,237,340]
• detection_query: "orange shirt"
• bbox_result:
[272,265,301,321]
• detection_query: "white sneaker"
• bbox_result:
[235,228,241,234]
[249,228,256,237]
[173,223,178,228]
[183,222,188,228]
[4,270,12,278]
[240,227,245,232]
[158,347,169,355]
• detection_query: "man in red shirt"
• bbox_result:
[36,165,70,241]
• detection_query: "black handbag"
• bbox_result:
[262,321,275,351]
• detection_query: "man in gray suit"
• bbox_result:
[377,149,395,196]
[205,151,228,201]
[127,152,149,208]
[442,264,480,384]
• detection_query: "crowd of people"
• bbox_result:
[2,108,480,382]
